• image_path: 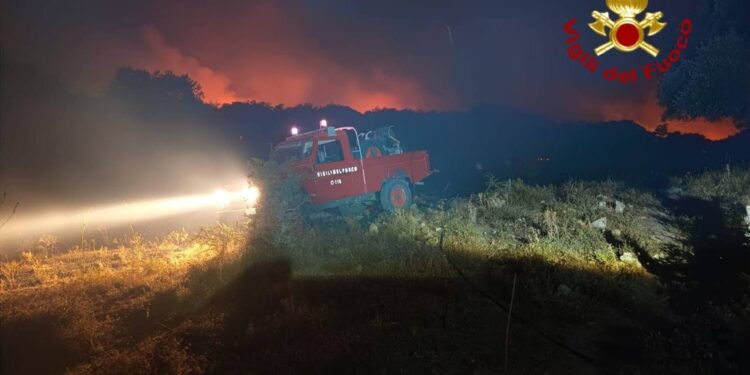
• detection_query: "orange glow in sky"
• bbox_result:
[595,95,740,141]
[1,0,742,141]
[566,86,741,141]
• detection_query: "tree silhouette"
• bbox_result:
[657,0,749,128]
[107,68,206,115]
[654,123,669,138]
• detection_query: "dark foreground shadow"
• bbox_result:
[2,248,748,374]
[633,198,750,313]
[1,256,605,375]
[184,258,586,374]
[612,197,750,373]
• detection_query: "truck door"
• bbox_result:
[312,130,366,204]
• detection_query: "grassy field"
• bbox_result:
[1,170,749,374]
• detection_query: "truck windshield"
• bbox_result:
[316,139,344,164]
[270,139,313,164]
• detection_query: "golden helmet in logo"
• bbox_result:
[589,0,666,57]
[606,0,648,17]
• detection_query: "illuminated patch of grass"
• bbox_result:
[0,222,254,372]
[2,172,718,373]
[262,177,670,324]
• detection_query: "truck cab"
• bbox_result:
[270,126,431,212]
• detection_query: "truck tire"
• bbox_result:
[380,179,412,212]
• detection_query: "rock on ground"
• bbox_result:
[615,201,626,214]
[591,218,607,231]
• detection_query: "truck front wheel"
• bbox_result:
[380,179,412,212]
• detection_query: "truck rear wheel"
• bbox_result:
[380,179,412,212]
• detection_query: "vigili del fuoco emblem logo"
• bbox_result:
[589,0,666,57]
[563,0,693,83]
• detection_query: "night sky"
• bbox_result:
[0,0,740,139]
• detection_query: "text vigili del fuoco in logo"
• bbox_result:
[563,0,693,83]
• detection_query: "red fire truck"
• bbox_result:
[269,125,432,212]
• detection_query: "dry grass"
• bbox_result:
[0,222,252,373]
[4,173,745,373]
[672,166,750,205]
[673,166,750,239]
[267,178,667,324]
[1,226,238,293]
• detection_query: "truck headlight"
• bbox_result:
[242,186,260,205]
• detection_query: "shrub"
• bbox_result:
[672,167,750,237]
[672,166,750,205]
[247,158,308,246]
[0,260,21,290]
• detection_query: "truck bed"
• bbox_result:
[361,150,431,193]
